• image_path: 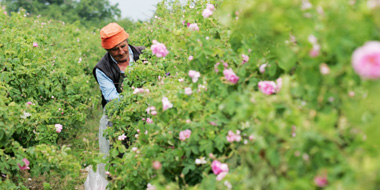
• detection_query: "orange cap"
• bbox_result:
[100,23,129,49]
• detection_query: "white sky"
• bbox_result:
[109,0,163,21]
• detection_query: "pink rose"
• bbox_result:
[226,130,242,143]
[152,161,162,170]
[18,158,30,170]
[207,4,215,11]
[146,106,156,114]
[223,68,239,84]
[184,87,192,95]
[146,118,153,123]
[319,63,330,75]
[309,44,320,57]
[211,160,229,175]
[241,54,249,64]
[26,101,32,105]
[314,175,328,187]
[258,81,277,95]
[118,134,127,141]
[216,171,228,181]
[188,70,201,83]
[188,56,194,61]
[259,64,267,73]
[188,23,199,31]
[202,8,213,18]
[179,129,191,141]
[214,62,220,72]
[162,97,173,111]
[55,124,63,133]
[33,42,38,47]
[151,111,157,116]
[151,40,169,58]
[352,41,380,79]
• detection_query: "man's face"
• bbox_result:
[108,40,129,63]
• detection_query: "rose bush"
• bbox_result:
[0,7,104,188]
[102,0,380,189]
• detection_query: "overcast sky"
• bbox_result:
[109,0,162,21]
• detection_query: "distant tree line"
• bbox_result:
[1,0,131,27]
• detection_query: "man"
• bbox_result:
[90,23,144,180]
[93,22,145,107]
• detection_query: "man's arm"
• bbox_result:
[95,68,120,102]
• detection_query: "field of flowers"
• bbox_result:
[103,0,380,189]
[1,0,380,189]
[0,7,105,189]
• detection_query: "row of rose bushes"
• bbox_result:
[0,8,104,188]
[103,0,380,189]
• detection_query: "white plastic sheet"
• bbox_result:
[84,112,110,190]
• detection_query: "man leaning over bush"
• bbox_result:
[91,22,145,177]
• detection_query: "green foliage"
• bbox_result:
[101,0,380,189]
[1,0,121,27]
[0,7,103,187]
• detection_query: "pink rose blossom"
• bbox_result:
[188,70,201,83]
[314,175,328,187]
[18,158,30,170]
[152,161,162,170]
[207,4,215,11]
[241,54,249,64]
[146,106,156,114]
[188,23,199,31]
[118,134,127,141]
[55,124,63,133]
[223,68,239,84]
[151,111,157,116]
[320,63,330,75]
[33,42,38,47]
[178,78,184,82]
[352,41,380,79]
[188,56,194,61]
[142,118,146,121]
[137,129,140,133]
[162,97,173,111]
[184,87,192,95]
[202,8,213,18]
[147,183,157,190]
[259,64,267,73]
[216,171,228,181]
[26,101,32,105]
[179,129,192,141]
[186,119,191,123]
[214,62,220,72]
[209,121,216,126]
[105,171,110,175]
[151,40,169,58]
[146,118,153,123]
[3,11,7,15]
[258,81,277,95]
[211,160,229,180]
[309,44,320,57]
[226,130,242,143]
[132,147,138,152]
